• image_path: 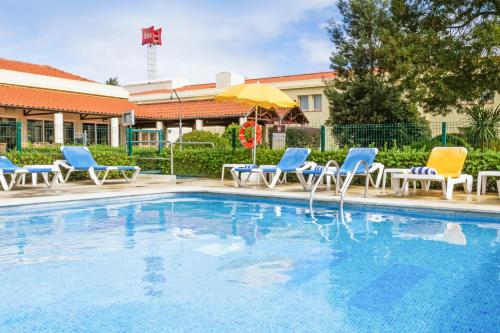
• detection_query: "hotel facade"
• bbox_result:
[0,58,497,148]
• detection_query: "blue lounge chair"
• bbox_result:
[297,148,384,192]
[0,156,60,191]
[58,146,140,186]
[230,148,312,188]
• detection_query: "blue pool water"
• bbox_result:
[0,193,498,333]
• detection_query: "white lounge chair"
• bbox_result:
[57,146,140,186]
[391,147,472,200]
[0,156,60,191]
[296,148,384,192]
[230,148,312,188]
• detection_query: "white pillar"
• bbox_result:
[54,113,64,144]
[110,117,119,147]
[195,119,203,131]
[156,121,164,144]
[239,117,247,125]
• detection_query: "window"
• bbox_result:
[82,123,95,145]
[27,120,53,143]
[0,118,16,149]
[298,95,309,110]
[64,122,74,144]
[83,123,109,145]
[96,124,109,145]
[313,95,322,110]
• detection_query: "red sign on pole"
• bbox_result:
[153,28,162,45]
[142,26,155,45]
[142,26,163,45]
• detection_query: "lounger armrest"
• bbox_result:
[370,163,384,172]
[54,160,73,170]
[296,161,316,172]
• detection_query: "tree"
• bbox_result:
[388,0,500,115]
[105,77,119,86]
[325,0,424,125]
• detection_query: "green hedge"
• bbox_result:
[159,147,499,191]
[5,146,500,191]
[6,145,136,180]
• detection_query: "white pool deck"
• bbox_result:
[0,174,498,215]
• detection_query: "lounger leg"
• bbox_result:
[481,175,487,195]
[443,179,452,200]
[296,172,310,191]
[48,171,60,189]
[374,166,384,189]
[100,170,110,184]
[64,170,73,183]
[497,180,500,199]
[229,169,240,187]
[267,169,282,188]
[464,175,473,194]
[401,179,409,193]
[131,168,140,183]
[382,170,388,190]
[88,168,102,186]
[0,172,9,191]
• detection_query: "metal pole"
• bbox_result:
[16,121,22,152]
[253,106,258,165]
[320,125,326,152]
[127,127,133,156]
[170,142,174,175]
[441,122,447,146]
[172,89,183,150]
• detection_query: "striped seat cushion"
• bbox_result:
[411,167,437,175]
[302,165,326,175]
[233,164,257,172]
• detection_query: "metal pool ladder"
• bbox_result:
[309,160,370,211]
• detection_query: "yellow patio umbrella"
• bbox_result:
[215,82,297,164]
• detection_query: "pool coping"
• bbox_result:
[0,185,499,215]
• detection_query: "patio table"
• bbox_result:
[477,171,500,199]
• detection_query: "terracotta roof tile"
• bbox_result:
[0,58,93,82]
[0,84,141,117]
[135,99,251,120]
[130,71,336,96]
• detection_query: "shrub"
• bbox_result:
[178,130,229,148]
[463,105,500,149]
[285,127,321,149]
[6,145,136,180]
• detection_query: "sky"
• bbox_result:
[0,0,339,85]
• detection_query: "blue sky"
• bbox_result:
[0,0,339,85]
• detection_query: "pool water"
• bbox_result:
[0,194,498,332]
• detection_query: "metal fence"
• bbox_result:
[0,121,116,152]
[266,122,499,150]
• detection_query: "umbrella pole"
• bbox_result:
[253,106,258,165]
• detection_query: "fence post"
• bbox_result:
[441,122,447,146]
[16,121,22,152]
[158,130,164,154]
[231,128,237,151]
[320,125,326,152]
[126,127,133,156]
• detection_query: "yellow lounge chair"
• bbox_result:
[391,147,473,200]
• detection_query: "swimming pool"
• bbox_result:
[0,193,498,332]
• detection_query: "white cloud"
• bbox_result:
[298,37,334,65]
[1,0,336,84]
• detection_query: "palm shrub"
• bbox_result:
[463,105,500,149]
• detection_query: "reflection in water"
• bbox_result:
[392,221,467,245]
[143,256,166,298]
[0,195,498,332]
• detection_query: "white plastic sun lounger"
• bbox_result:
[57,146,140,186]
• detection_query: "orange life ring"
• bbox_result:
[239,121,262,149]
